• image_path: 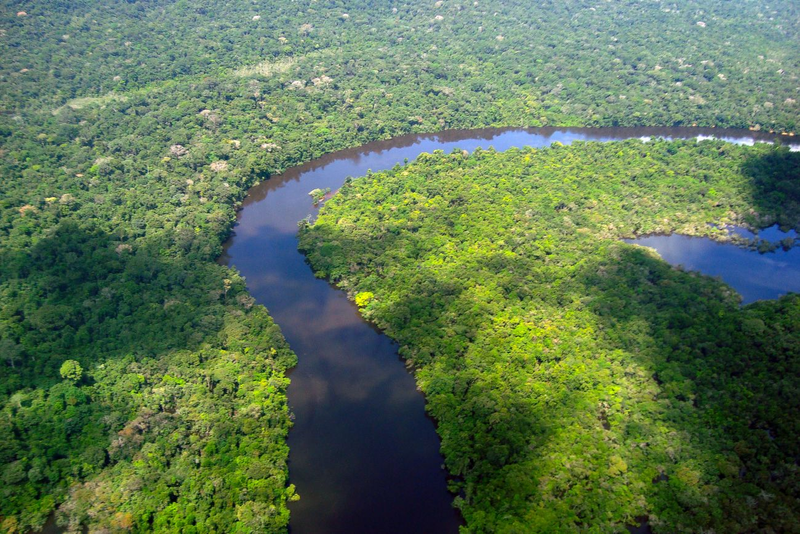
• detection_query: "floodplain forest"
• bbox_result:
[1,0,799,532]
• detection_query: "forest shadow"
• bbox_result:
[574,241,799,531]
[0,220,239,391]
[1,220,296,532]
[739,148,800,231]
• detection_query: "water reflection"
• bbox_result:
[625,232,800,304]
[729,223,798,242]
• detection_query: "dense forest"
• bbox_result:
[1,0,799,531]
[301,140,800,532]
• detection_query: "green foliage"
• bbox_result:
[2,0,799,133]
[309,188,331,205]
[354,292,375,308]
[1,263,297,532]
[300,140,800,532]
[59,360,82,382]
[0,193,298,532]
[1,0,799,530]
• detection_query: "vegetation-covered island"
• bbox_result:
[1,0,799,531]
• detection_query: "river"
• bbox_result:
[219,127,799,533]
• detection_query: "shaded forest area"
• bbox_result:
[301,140,800,532]
[1,0,799,531]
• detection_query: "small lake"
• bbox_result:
[626,225,800,305]
[220,127,799,533]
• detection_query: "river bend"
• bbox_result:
[220,127,799,533]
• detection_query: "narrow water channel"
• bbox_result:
[219,127,798,533]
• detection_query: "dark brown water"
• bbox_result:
[219,127,798,534]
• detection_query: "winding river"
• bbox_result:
[219,127,799,533]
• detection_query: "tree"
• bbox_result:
[0,338,22,369]
[60,360,83,382]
